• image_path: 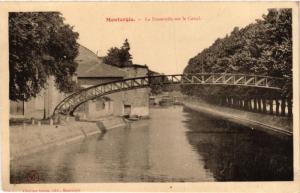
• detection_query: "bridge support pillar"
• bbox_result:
[287,98,292,117]
[269,99,274,115]
[275,99,280,115]
[262,98,266,113]
[258,98,262,112]
[253,98,258,112]
[281,98,286,116]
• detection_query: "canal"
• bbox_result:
[10,106,293,183]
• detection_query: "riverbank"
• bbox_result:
[183,100,292,136]
[10,116,127,161]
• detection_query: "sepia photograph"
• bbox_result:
[1,1,299,192]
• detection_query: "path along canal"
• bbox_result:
[10,106,293,183]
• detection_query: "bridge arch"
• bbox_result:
[53,73,284,116]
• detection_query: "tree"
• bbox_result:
[182,8,292,100]
[257,9,292,97]
[9,12,79,101]
[103,39,133,67]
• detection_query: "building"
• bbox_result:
[10,75,67,119]
[121,65,150,117]
[10,45,150,119]
[73,45,127,118]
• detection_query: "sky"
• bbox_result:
[60,3,270,74]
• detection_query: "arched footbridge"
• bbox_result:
[53,73,284,116]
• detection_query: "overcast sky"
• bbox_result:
[60,3,270,74]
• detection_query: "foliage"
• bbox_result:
[147,70,168,94]
[182,9,292,99]
[147,70,180,95]
[103,39,133,67]
[9,12,79,101]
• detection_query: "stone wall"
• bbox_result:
[10,76,67,119]
[121,66,150,117]
[75,77,122,119]
[10,116,127,160]
[75,98,114,119]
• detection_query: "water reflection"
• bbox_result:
[183,107,293,181]
[10,106,293,183]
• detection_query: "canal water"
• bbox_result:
[10,106,293,183]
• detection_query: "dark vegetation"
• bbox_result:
[9,12,79,101]
[181,9,292,117]
[147,70,179,95]
[103,39,133,67]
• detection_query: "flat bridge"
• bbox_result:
[53,73,284,116]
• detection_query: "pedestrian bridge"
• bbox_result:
[53,73,284,116]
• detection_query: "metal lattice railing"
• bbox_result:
[53,73,284,116]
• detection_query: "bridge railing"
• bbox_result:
[53,73,284,116]
[148,73,283,89]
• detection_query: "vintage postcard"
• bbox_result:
[0,1,299,192]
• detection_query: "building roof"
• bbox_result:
[75,45,126,78]
[122,64,149,69]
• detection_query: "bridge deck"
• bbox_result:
[53,73,284,116]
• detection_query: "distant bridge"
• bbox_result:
[53,73,284,116]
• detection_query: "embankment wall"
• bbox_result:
[10,117,127,161]
[183,101,292,136]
